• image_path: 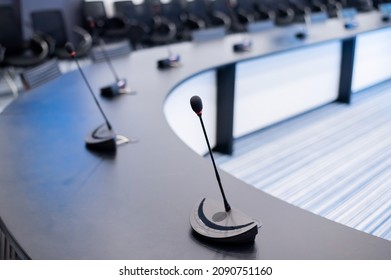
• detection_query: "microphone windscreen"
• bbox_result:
[190,95,203,115]
[65,42,75,55]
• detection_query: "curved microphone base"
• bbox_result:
[295,30,308,39]
[85,123,128,152]
[190,198,260,244]
[157,54,181,69]
[344,20,359,29]
[100,79,135,97]
[233,40,252,53]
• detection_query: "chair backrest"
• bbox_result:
[20,59,61,90]
[31,10,68,48]
[84,1,108,20]
[0,5,24,54]
[184,0,212,20]
[135,1,155,23]
[236,0,256,12]
[210,0,236,17]
[114,0,134,18]
[253,0,279,10]
[159,0,186,26]
[114,0,151,22]
[344,0,373,9]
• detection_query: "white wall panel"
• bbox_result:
[234,41,341,138]
[352,28,391,93]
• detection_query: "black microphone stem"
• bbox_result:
[74,58,113,131]
[98,38,120,82]
[198,115,231,212]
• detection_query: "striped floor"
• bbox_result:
[215,81,391,241]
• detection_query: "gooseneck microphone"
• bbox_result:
[157,44,181,69]
[65,42,128,151]
[190,96,231,212]
[337,4,359,29]
[295,10,310,40]
[87,17,134,97]
[379,3,391,22]
[99,37,121,83]
[189,95,260,244]
[66,43,112,130]
[233,39,252,53]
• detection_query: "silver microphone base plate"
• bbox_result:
[190,198,261,244]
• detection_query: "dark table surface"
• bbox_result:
[0,12,390,259]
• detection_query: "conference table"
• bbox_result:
[1,10,391,259]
